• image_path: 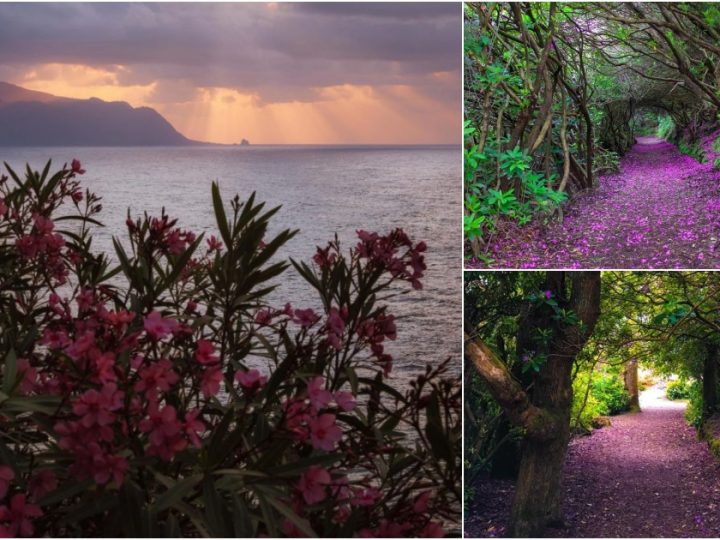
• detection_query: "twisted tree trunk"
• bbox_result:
[466,272,601,537]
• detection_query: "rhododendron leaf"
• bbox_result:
[211,182,232,249]
[152,473,203,513]
[37,479,93,506]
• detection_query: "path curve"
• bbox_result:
[466,385,720,537]
[468,135,720,269]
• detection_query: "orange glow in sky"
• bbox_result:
[15,63,457,145]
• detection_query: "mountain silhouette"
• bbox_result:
[0,82,199,146]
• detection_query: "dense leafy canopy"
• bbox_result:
[465,2,720,261]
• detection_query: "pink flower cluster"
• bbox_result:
[15,214,68,283]
[283,376,356,452]
[0,466,49,537]
[355,229,427,290]
[357,313,397,375]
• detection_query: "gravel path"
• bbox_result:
[465,385,720,537]
[467,136,720,269]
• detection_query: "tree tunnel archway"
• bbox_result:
[598,85,711,155]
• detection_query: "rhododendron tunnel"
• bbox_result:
[0,161,460,537]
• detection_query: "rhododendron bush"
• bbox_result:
[0,161,461,537]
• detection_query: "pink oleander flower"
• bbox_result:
[184,409,205,447]
[0,198,7,217]
[235,369,267,391]
[33,214,54,235]
[255,308,272,325]
[143,311,179,340]
[15,358,37,395]
[293,308,320,328]
[313,245,337,268]
[135,359,179,396]
[420,521,445,537]
[201,366,223,397]
[91,450,128,486]
[309,413,342,451]
[297,466,331,504]
[0,466,14,499]
[40,328,71,349]
[70,159,85,175]
[195,339,219,365]
[0,494,42,537]
[206,235,223,252]
[139,403,187,461]
[351,487,380,506]
[307,376,333,410]
[413,490,432,512]
[72,384,123,428]
[28,470,57,500]
[334,391,356,412]
[326,307,346,350]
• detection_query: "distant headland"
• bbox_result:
[0,82,248,147]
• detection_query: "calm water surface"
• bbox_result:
[3,145,461,381]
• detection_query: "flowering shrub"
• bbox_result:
[0,161,460,537]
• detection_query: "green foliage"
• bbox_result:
[656,114,675,141]
[593,148,621,176]
[714,157,720,171]
[684,380,705,427]
[464,127,567,253]
[572,369,630,432]
[667,378,693,400]
[0,161,461,537]
[592,373,631,415]
[678,139,707,163]
[712,135,720,153]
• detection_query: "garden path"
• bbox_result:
[466,384,720,537]
[469,136,720,268]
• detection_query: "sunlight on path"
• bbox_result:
[465,383,720,538]
[639,381,686,410]
[558,383,720,537]
[473,135,720,269]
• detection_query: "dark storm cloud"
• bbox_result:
[0,2,460,104]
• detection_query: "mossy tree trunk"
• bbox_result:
[623,359,640,411]
[466,272,601,537]
[703,343,718,418]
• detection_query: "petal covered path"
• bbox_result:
[468,136,720,269]
[466,385,720,537]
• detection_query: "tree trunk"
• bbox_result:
[623,359,640,412]
[703,344,718,418]
[509,430,570,535]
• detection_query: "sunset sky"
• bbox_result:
[0,3,460,144]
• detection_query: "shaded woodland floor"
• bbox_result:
[466,385,720,537]
[468,136,720,269]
